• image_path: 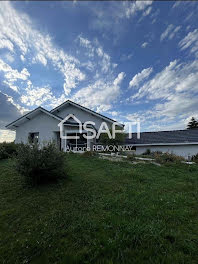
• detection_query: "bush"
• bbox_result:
[127,153,136,161]
[0,142,17,160]
[142,149,151,155]
[15,142,66,185]
[99,128,125,148]
[191,153,198,163]
[154,152,184,164]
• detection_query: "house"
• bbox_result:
[6,100,123,151]
[126,129,198,160]
[6,100,198,159]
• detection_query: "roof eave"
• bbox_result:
[50,100,124,127]
[6,107,62,130]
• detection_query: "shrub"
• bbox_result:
[127,153,136,161]
[15,142,66,185]
[99,128,125,148]
[142,149,151,155]
[0,142,17,160]
[191,153,198,163]
[154,152,184,164]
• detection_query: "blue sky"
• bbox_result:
[0,1,198,141]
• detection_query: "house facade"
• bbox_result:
[6,100,198,159]
[125,129,198,160]
[6,100,123,151]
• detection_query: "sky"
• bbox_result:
[0,1,198,142]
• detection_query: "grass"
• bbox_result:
[0,155,198,263]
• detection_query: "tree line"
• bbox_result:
[187,117,198,129]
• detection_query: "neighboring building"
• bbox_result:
[126,129,198,159]
[6,100,123,151]
[6,100,198,159]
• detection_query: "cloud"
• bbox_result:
[143,6,152,17]
[113,72,125,86]
[160,24,181,41]
[179,29,198,57]
[0,2,85,93]
[120,53,133,62]
[141,42,148,48]
[108,111,119,117]
[0,130,15,143]
[0,58,30,92]
[21,85,53,107]
[129,67,153,88]
[20,81,67,109]
[87,1,153,37]
[129,59,198,130]
[0,92,22,129]
[77,35,112,74]
[125,1,153,18]
[4,53,14,63]
[73,72,125,112]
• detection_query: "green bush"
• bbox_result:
[15,142,66,185]
[99,128,125,147]
[142,149,151,155]
[154,152,184,164]
[191,153,198,163]
[127,153,136,161]
[0,142,17,160]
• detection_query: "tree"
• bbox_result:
[187,117,198,129]
[99,128,125,146]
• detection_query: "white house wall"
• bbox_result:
[54,104,113,130]
[15,111,60,144]
[134,144,198,159]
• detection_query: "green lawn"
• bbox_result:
[0,155,198,264]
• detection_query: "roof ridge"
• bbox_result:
[50,99,123,125]
[128,128,198,134]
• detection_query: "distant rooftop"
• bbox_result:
[125,128,198,145]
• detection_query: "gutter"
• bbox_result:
[125,142,198,147]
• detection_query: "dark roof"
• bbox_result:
[125,129,198,145]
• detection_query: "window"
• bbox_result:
[28,132,39,144]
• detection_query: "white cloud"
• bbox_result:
[0,2,85,93]
[20,83,67,109]
[0,130,15,143]
[129,67,153,88]
[129,59,198,130]
[0,58,30,92]
[179,29,198,57]
[172,1,182,9]
[160,24,181,41]
[141,42,148,48]
[33,53,47,66]
[4,92,29,115]
[109,111,119,117]
[21,86,53,107]
[143,6,152,17]
[88,1,153,36]
[73,72,125,112]
[20,55,25,62]
[0,35,14,52]
[120,53,133,61]
[77,36,112,74]
[113,72,125,86]
[125,1,153,18]
[4,53,14,63]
